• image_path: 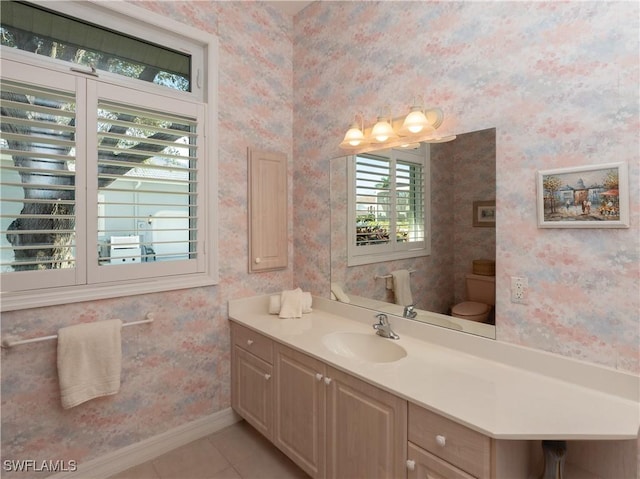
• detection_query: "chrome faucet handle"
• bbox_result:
[403,304,417,319]
[373,313,399,340]
[375,313,388,324]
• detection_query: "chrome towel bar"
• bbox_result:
[374,269,416,280]
[1,313,154,349]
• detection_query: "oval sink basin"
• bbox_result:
[321,332,407,363]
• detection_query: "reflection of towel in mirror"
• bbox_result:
[391,270,413,306]
[57,319,122,409]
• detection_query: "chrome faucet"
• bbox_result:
[373,313,400,340]
[403,304,417,319]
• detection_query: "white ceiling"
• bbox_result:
[263,1,314,17]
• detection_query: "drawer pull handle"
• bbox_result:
[406,459,415,471]
[255,257,261,264]
[435,434,446,447]
[246,339,254,346]
[315,373,323,381]
[324,377,332,385]
[264,374,271,380]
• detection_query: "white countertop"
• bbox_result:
[229,295,640,440]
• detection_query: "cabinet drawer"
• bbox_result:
[231,322,273,363]
[408,403,490,478]
[408,442,475,479]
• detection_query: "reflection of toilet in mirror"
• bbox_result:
[451,274,495,323]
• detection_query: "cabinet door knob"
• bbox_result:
[246,339,254,346]
[264,374,271,380]
[255,257,261,264]
[435,434,446,447]
[406,459,416,471]
[324,377,332,385]
[315,373,323,381]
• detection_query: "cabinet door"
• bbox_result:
[232,346,273,440]
[248,148,288,272]
[274,344,326,478]
[407,442,476,479]
[325,366,407,479]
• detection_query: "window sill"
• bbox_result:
[0,273,218,312]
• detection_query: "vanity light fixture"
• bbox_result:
[398,96,435,137]
[371,115,397,143]
[339,113,369,150]
[339,101,455,153]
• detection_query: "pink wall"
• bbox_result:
[0,2,294,476]
[293,1,639,373]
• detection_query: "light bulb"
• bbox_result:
[400,106,432,136]
[371,117,395,143]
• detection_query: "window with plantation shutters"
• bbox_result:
[347,147,430,266]
[0,66,81,290]
[95,103,197,266]
[0,0,218,311]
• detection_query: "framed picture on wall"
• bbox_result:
[472,200,496,227]
[536,162,629,228]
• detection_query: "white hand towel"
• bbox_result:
[279,288,303,318]
[57,319,122,409]
[391,270,413,306]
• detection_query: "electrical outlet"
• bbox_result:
[511,276,528,304]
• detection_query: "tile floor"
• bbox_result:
[108,420,309,479]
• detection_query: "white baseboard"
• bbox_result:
[49,408,241,479]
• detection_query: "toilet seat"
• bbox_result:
[452,301,490,316]
[451,301,491,322]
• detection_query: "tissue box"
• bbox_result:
[472,259,495,276]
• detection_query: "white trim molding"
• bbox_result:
[48,409,240,479]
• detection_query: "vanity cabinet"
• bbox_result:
[407,403,491,479]
[273,344,326,477]
[231,321,527,479]
[325,365,407,479]
[273,342,407,479]
[230,322,274,440]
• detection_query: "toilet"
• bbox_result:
[451,273,495,323]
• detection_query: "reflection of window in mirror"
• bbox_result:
[347,146,430,266]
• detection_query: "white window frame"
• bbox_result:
[0,2,219,311]
[347,146,431,266]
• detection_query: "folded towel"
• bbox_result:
[270,290,312,315]
[57,319,122,409]
[391,270,413,306]
[279,289,303,318]
[330,283,350,303]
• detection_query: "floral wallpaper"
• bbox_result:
[293,1,639,374]
[1,1,294,476]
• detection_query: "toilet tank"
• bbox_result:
[465,273,495,305]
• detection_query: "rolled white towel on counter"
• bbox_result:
[269,295,281,314]
[270,288,313,317]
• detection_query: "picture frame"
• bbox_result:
[536,162,629,228]
[472,200,496,227]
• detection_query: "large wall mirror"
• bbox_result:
[330,128,496,338]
